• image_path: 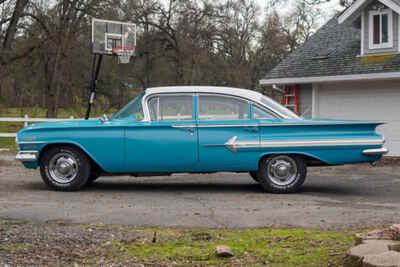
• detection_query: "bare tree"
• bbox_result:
[269,0,354,8]
[281,1,321,52]
[0,0,332,114]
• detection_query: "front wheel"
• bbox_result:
[257,154,307,194]
[39,146,90,191]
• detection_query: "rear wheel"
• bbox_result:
[257,154,306,193]
[39,146,90,191]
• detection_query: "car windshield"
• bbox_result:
[112,93,145,120]
[260,95,300,119]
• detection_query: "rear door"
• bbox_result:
[196,94,260,171]
[125,94,198,172]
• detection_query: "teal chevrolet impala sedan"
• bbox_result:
[16,86,388,193]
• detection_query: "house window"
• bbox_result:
[369,9,393,49]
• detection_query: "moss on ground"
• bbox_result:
[103,228,354,266]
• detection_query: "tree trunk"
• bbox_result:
[2,0,29,50]
[45,46,62,118]
[175,56,184,85]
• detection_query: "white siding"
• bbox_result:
[315,80,400,156]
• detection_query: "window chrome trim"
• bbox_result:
[142,90,289,122]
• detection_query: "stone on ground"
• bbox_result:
[363,251,400,267]
[350,240,395,257]
[390,225,400,241]
[346,240,399,267]
[215,245,234,258]
[356,230,396,244]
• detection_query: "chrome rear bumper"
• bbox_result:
[15,151,39,162]
[362,148,389,156]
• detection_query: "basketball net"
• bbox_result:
[112,46,136,64]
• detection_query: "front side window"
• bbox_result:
[198,95,248,121]
[369,10,392,49]
[112,92,145,120]
[148,95,193,121]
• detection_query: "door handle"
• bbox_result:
[182,127,194,136]
[172,125,196,135]
[244,127,258,133]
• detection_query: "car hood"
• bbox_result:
[19,119,105,133]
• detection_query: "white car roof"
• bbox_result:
[145,86,264,102]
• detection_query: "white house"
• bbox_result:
[260,0,400,156]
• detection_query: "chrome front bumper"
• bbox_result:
[15,151,39,162]
[362,148,389,156]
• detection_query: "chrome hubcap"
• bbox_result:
[267,156,298,186]
[48,152,78,184]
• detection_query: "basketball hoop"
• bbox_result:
[112,46,136,64]
[86,18,137,120]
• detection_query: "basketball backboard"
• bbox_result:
[91,18,136,56]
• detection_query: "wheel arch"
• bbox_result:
[39,142,105,172]
[258,152,329,167]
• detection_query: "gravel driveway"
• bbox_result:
[1,161,400,229]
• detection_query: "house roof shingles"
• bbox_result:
[262,16,400,82]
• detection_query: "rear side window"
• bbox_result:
[252,105,278,120]
[198,95,248,121]
[148,95,193,121]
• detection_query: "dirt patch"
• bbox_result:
[375,157,400,167]
[0,159,19,167]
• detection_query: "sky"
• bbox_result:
[256,0,343,24]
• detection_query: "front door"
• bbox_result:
[125,94,198,172]
[196,94,260,171]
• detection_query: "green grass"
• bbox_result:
[103,228,354,266]
[0,122,24,133]
[0,137,16,152]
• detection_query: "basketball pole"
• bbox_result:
[85,54,103,120]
